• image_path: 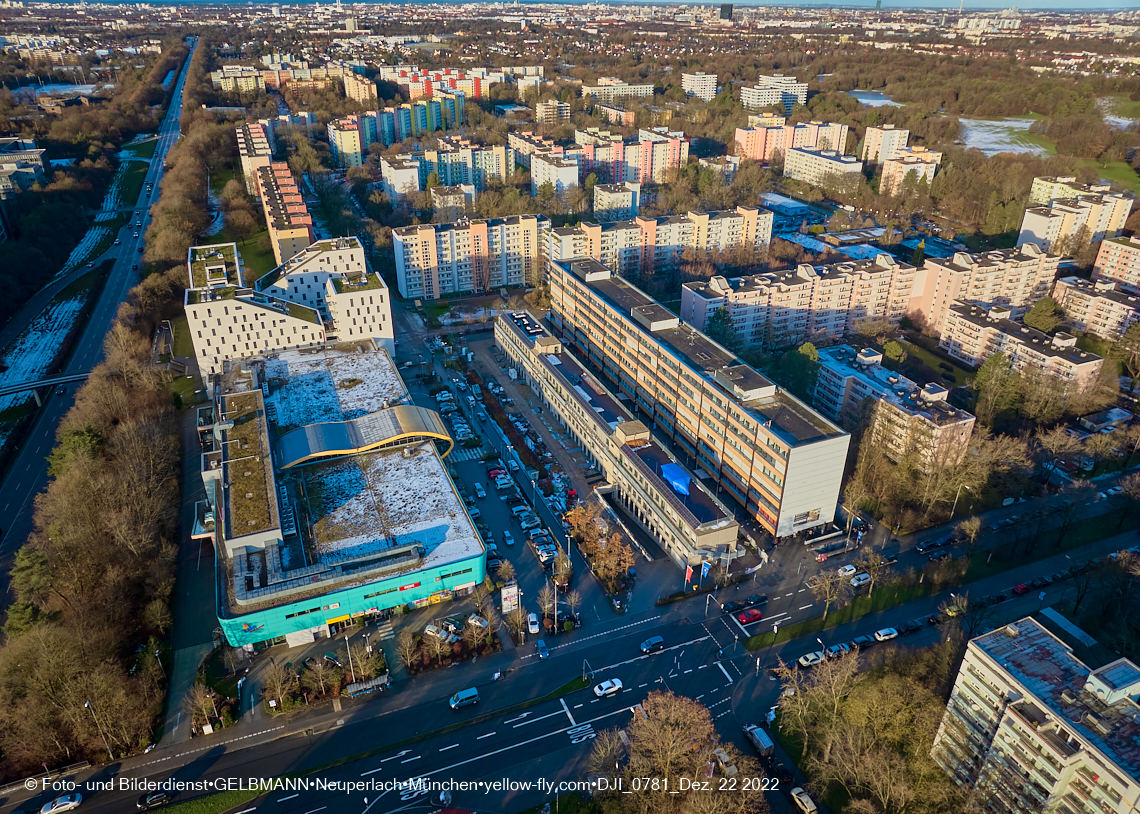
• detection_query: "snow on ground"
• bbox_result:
[958,118,1048,157]
[265,346,405,428]
[13,84,97,102]
[0,294,86,416]
[94,161,127,222]
[55,226,110,280]
[1097,98,1137,130]
[308,445,480,566]
[838,243,893,261]
[778,233,834,254]
[845,89,905,108]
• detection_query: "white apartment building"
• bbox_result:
[814,345,975,472]
[379,156,422,200]
[880,146,942,196]
[783,148,864,188]
[740,74,808,114]
[1030,175,1115,207]
[1018,193,1133,254]
[861,124,910,163]
[535,100,570,125]
[593,182,640,221]
[531,153,580,195]
[508,131,563,168]
[932,617,1140,814]
[252,237,394,355]
[184,244,326,376]
[378,139,515,200]
[681,72,718,102]
[1093,235,1140,295]
[681,254,917,351]
[1052,276,1140,340]
[940,301,1103,391]
[915,244,1061,334]
[580,82,654,103]
[393,215,550,300]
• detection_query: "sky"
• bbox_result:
[119,0,1140,9]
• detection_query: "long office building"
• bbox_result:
[1092,235,1140,295]
[495,312,740,569]
[380,138,513,200]
[580,81,654,103]
[258,162,314,267]
[1051,276,1140,340]
[1018,192,1133,254]
[393,215,550,299]
[237,122,274,198]
[734,121,850,163]
[740,74,808,114]
[931,617,1140,814]
[549,257,849,540]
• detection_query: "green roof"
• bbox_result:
[190,244,241,289]
[331,272,386,294]
[286,302,320,324]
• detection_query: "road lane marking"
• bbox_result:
[638,683,647,688]
[514,709,566,728]
[235,809,257,814]
[380,750,411,762]
[400,755,421,763]
[277,794,299,802]
[476,732,496,740]
[683,669,693,674]
[798,605,812,610]
[717,662,733,683]
[561,698,577,726]
[439,744,458,751]
[302,809,326,814]
[573,703,583,709]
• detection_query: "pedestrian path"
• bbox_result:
[374,619,395,641]
[449,444,487,462]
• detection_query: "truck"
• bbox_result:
[471,384,482,400]
[743,724,775,757]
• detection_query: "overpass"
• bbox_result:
[0,373,91,404]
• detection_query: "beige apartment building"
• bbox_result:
[593,182,640,221]
[1052,276,1140,340]
[549,257,850,540]
[783,148,863,187]
[535,100,570,125]
[940,301,1103,390]
[184,244,326,375]
[495,313,740,569]
[258,163,314,267]
[915,244,1061,334]
[681,254,918,351]
[1093,235,1140,295]
[681,72,718,102]
[580,82,654,103]
[1018,193,1133,254]
[596,104,636,127]
[815,346,975,472]
[880,146,942,196]
[932,617,1140,814]
[237,122,273,198]
[508,130,564,168]
[734,121,850,163]
[1029,175,1116,207]
[393,214,550,299]
[861,124,910,163]
[343,72,376,104]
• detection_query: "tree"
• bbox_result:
[972,352,1019,426]
[1023,295,1065,333]
[1118,472,1140,528]
[1115,322,1140,392]
[1036,425,1081,485]
[704,307,741,352]
[349,643,376,680]
[497,559,515,582]
[854,547,891,596]
[775,342,820,401]
[809,572,851,621]
[882,340,907,364]
[261,663,296,709]
[910,240,925,266]
[956,516,983,558]
[565,589,583,620]
[395,630,418,670]
[506,606,527,639]
[184,683,216,727]
[537,583,556,620]
[424,631,448,665]
[461,622,482,655]
[424,171,440,191]
[301,659,341,697]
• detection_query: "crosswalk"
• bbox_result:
[373,619,395,642]
[449,444,487,462]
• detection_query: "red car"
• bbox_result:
[1012,583,1030,595]
[737,608,763,625]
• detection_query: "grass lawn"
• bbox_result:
[171,313,194,357]
[170,373,206,408]
[122,137,159,159]
[120,160,150,208]
[200,228,276,281]
[209,166,236,196]
[1101,93,1140,121]
[959,231,1018,252]
[72,215,128,269]
[161,789,263,814]
[1079,159,1140,195]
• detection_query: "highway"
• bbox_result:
[0,37,197,564]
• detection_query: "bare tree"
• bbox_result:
[956,516,983,559]
[301,659,341,698]
[809,572,852,621]
[183,683,216,727]
[1118,472,1140,528]
[1035,426,1080,486]
[506,606,527,637]
[395,630,418,670]
[537,583,556,621]
[483,608,501,648]
[461,622,482,655]
[261,663,296,709]
[348,643,375,680]
[472,583,491,615]
[854,547,891,597]
[565,589,583,620]
[424,632,448,665]
[497,559,515,582]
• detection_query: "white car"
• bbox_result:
[593,678,623,698]
[790,787,817,813]
[528,612,540,634]
[850,573,871,588]
[520,516,541,531]
[797,651,824,668]
[836,564,857,578]
[874,628,899,642]
[473,483,486,499]
[503,530,515,546]
[1108,485,1125,496]
[40,794,83,814]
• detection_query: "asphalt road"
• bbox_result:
[0,37,197,573]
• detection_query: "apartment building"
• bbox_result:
[393,214,550,299]
[1018,192,1133,254]
[734,121,850,163]
[681,254,917,351]
[237,122,273,198]
[1029,175,1115,207]
[574,126,689,185]
[431,184,475,218]
[681,72,718,102]
[783,148,863,187]
[508,131,564,168]
[210,67,266,93]
[531,153,580,195]
[747,113,786,128]
[596,104,636,127]
[378,157,421,201]
[495,313,740,569]
[593,182,640,221]
[252,236,394,356]
[379,139,514,199]
[814,345,975,471]
[343,72,376,104]
[547,206,774,281]
[1052,276,1140,340]
[740,75,808,114]
[861,124,910,163]
[549,257,850,539]
[184,244,326,375]
[580,81,654,103]
[1094,235,1140,294]
[535,99,570,125]
[382,66,501,100]
[258,163,314,267]
[0,136,46,199]
[931,617,1140,814]
[940,301,1103,390]
[327,118,363,168]
[915,244,1061,334]
[880,146,943,196]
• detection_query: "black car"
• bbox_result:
[851,634,877,649]
[721,601,747,615]
[992,592,1008,604]
[927,612,945,626]
[898,619,924,635]
[1030,576,1053,589]
[745,594,768,607]
[762,756,793,784]
[928,550,952,562]
[915,539,939,553]
[137,791,173,810]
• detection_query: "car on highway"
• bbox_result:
[593,678,623,698]
[132,264,138,270]
[114,239,121,245]
[797,651,824,668]
[640,636,665,654]
[874,628,899,642]
[790,787,818,813]
[133,232,139,237]
[528,613,540,635]
[55,386,66,395]
[737,608,763,625]
[535,639,550,659]
[40,795,83,814]
[850,573,871,588]
[136,791,173,809]
[836,564,857,578]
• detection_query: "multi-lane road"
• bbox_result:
[0,37,197,565]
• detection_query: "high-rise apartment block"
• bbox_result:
[327,118,363,168]
[549,257,850,539]
[1018,193,1133,254]
[379,138,514,200]
[574,127,689,185]
[258,163,314,267]
[593,182,640,221]
[682,254,917,351]
[343,72,376,104]
[861,124,910,163]
[783,148,863,187]
[747,113,786,129]
[880,146,942,196]
[814,345,975,471]
[580,81,655,103]
[734,121,850,163]
[393,215,550,299]
[1052,276,1140,340]
[531,153,580,195]
[931,617,1140,814]
[740,75,808,114]
[237,122,274,198]
[1094,235,1140,295]
[1029,175,1115,207]
[681,72,718,102]
[535,99,571,125]
[596,104,636,127]
[508,131,564,168]
[940,302,1103,389]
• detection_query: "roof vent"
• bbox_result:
[1061,689,1077,705]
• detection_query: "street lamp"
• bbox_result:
[704,593,721,617]
[84,700,114,761]
[345,633,357,684]
[951,484,971,519]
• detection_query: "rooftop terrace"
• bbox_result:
[189,243,243,290]
[221,390,277,538]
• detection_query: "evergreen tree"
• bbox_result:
[704,307,741,352]
[1023,296,1065,333]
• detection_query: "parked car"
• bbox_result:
[874,628,899,642]
[520,515,542,531]
[473,483,486,498]
[535,639,550,660]
[850,573,871,588]
[1030,575,1053,589]
[1108,485,1125,496]
[851,635,877,650]
[762,755,793,784]
[928,550,951,562]
[915,539,939,553]
[745,594,768,607]
[837,564,857,578]
[503,530,515,546]
[825,642,850,659]
[1012,583,1030,595]
[898,619,924,635]
[323,651,343,668]
[467,614,489,630]
[721,601,746,615]
[40,796,83,814]
[528,613,540,634]
[737,609,763,625]
[797,651,824,668]
[790,787,818,813]
[593,678,623,698]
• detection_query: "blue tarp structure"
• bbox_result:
[660,463,691,496]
